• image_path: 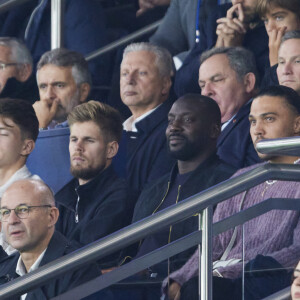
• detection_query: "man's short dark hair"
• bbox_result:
[68,101,123,143]
[178,93,221,127]
[254,85,300,115]
[0,98,39,141]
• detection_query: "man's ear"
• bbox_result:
[294,116,300,135]
[16,64,32,82]
[79,83,91,103]
[20,139,35,156]
[48,206,59,228]
[106,141,119,160]
[243,72,256,94]
[161,76,172,96]
[210,123,221,139]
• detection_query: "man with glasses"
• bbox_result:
[0,179,106,299]
[0,37,38,103]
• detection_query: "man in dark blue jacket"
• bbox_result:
[120,42,176,200]
[55,101,130,268]
[132,94,237,277]
[198,47,261,168]
[0,178,105,299]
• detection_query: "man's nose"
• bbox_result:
[7,209,20,225]
[266,20,277,33]
[201,82,214,98]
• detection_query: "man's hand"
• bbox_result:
[216,4,246,47]
[168,281,181,300]
[268,26,287,66]
[33,99,59,128]
[136,0,170,17]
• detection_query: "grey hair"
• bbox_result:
[281,30,300,45]
[0,37,32,66]
[37,48,92,85]
[122,42,174,77]
[200,47,259,88]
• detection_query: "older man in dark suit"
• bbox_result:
[198,46,261,168]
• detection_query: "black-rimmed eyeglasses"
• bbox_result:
[0,205,52,221]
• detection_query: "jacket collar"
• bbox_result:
[217,100,252,146]
[167,152,220,184]
[134,99,173,134]
[75,164,115,195]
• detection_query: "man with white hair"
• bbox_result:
[120,42,175,199]
[33,48,91,129]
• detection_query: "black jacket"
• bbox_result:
[0,231,102,299]
[124,99,175,200]
[132,153,236,273]
[55,165,131,267]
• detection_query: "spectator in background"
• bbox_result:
[0,98,40,255]
[0,37,38,103]
[120,42,175,199]
[198,47,261,168]
[174,0,269,97]
[55,101,130,268]
[0,179,105,299]
[257,0,300,87]
[132,94,236,277]
[33,48,91,130]
[149,0,197,68]
[165,85,300,300]
[0,0,110,97]
[149,0,231,69]
[277,30,300,95]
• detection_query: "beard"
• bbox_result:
[167,135,208,161]
[70,164,105,182]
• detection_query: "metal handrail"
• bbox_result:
[0,0,31,14]
[55,197,300,300]
[263,286,291,300]
[1,163,300,299]
[257,136,300,156]
[85,20,162,61]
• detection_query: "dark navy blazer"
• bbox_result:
[217,101,261,169]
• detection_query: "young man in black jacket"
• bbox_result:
[55,101,130,268]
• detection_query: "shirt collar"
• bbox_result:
[123,104,161,132]
[16,248,47,277]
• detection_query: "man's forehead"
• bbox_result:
[121,51,156,67]
[199,55,230,77]
[0,45,12,61]
[251,96,287,114]
[37,64,74,82]
[279,39,300,56]
[170,99,201,115]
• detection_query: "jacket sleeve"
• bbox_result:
[149,0,194,57]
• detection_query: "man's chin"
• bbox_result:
[70,166,104,181]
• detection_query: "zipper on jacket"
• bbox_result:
[75,191,80,223]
